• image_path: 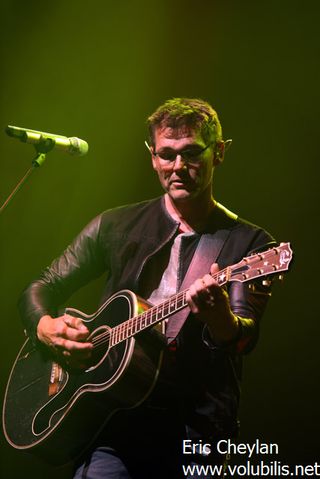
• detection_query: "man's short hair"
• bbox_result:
[147,98,223,147]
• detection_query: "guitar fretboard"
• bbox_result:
[109,291,188,347]
[108,268,230,347]
[106,242,292,348]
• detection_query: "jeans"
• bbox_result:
[73,446,227,479]
[73,447,131,479]
[73,407,226,479]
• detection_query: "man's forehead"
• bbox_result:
[155,125,202,141]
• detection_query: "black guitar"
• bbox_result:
[2,243,293,465]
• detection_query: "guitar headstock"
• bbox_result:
[229,242,293,284]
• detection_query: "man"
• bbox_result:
[19,98,274,478]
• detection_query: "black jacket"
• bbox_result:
[19,196,274,440]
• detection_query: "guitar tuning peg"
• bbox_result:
[262,279,272,287]
[248,283,256,291]
[278,274,284,282]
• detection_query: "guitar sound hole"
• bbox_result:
[86,326,111,372]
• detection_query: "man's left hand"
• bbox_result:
[186,263,239,343]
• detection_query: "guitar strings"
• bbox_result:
[90,266,228,350]
[90,247,279,351]
[91,289,188,350]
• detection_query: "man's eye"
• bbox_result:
[182,150,202,159]
[160,152,176,161]
[182,150,195,158]
[158,149,202,162]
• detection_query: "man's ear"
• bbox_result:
[150,146,158,171]
[151,155,158,170]
[213,141,225,166]
[213,139,232,166]
[145,140,157,170]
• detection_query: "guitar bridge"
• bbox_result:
[48,362,66,397]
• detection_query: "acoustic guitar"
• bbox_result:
[2,242,293,465]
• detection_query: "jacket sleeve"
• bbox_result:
[18,214,107,345]
[228,280,272,354]
[203,233,276,355]
[229,235,277,354]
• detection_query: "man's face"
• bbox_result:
[151,125,217,203]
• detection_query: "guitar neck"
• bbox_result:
[109,269,229,347]
[109,242,293,347]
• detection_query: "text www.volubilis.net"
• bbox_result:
[182,461,320,477]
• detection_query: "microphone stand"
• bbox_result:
[0,138,55,215]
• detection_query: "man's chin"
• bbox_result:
[167,188,195,202]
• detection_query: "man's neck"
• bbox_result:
[164,193,216,233]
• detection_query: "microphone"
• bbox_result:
[5,125,89,156]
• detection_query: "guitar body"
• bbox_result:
[3,290,165,465]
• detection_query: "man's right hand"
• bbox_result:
[37,314,93,369]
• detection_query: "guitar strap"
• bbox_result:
[166,228,231,343]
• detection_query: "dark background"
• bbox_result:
[1,1,319,477]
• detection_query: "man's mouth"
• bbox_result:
[169,176,190,187]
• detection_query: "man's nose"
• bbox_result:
[172,154,186,171]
